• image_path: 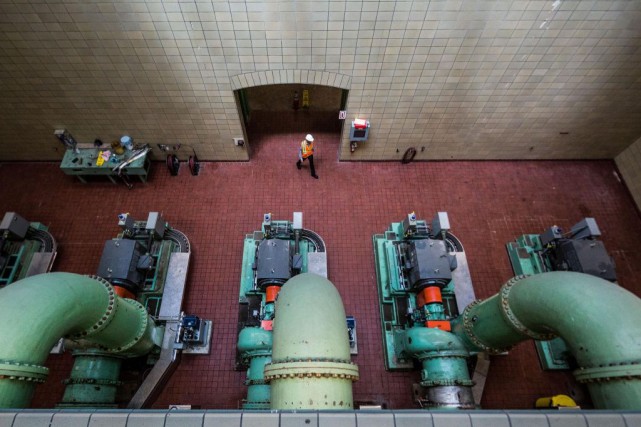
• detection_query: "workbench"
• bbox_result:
[60,147,151,184]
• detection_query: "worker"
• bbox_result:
[296,134,318,179]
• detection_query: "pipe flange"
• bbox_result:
[421,378,475,387]
[499,276,556,341]
[63,378,123,386]
[461,300,509,354]
[270,357,354,364]
[68,276,117,340]
[105,301,150,354]
[240,349,272,361]
[245,378,269,386]
[0,360,48,383]
[264,361,359,381]
[574,362,641,383]
[418,351,469,361]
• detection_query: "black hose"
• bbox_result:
[300,229,326,252]
[445,231,464,252]
[401,147,417,164]
[26,228,57,252]
[166,229,190,253]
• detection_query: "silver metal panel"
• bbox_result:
[128,252,189,408]
[50,338,65,354]
[127,324,180,408]
[146,212,165,238]
[432,212,450,236]
[183,320,212,355]
[24,252,56,277]
[451,251,476,314]
[158,253,190,319]
[546,413,587,427]
[293,211,303,230]
[307,252,328,278]
[471,352,490,407]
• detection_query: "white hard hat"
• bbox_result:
[305,134,314,142]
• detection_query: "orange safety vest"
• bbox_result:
[301,140,314,158]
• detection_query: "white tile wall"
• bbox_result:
[0,0,640,161]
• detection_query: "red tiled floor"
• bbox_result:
[1,114,641,410]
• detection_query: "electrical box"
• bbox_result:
[349,119,370,142]
[182,315,204,345]
[97,239,146,289]
[255,239,291,288]
[407,239,453,289]
[0,212,30,240]
[146,212,165,239]
[292,212,303,230]
[402,212,417,237]
[540,225,563,247]
[571,217,601,239]
[347,316,358,354]
[432,212,450,237]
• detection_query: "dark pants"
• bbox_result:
[297,155,316,176]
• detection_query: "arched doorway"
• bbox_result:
[231,71,351,163]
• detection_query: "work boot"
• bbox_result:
[312,174,319,179]
[296,161,302,170]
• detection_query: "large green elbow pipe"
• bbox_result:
[451,272,641,409]
[0,272,161,408]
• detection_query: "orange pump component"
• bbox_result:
[266,285,281,303]
[417,286,442,307]
[261,320,273,331]
[426,320,451,331]
[113,286,135,300]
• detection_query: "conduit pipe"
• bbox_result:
[0,273,162,408]
[451,272,641,409]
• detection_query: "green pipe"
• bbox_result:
[264,274,359,410]
[451,272,641,409]
[237,327,272,409]
[402,327,475,409]
[0,272,161,408]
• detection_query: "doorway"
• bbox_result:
[235,84,347,163]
